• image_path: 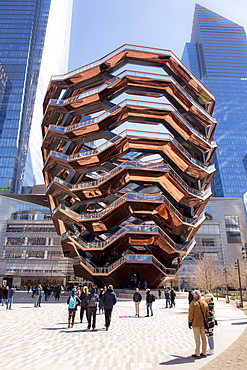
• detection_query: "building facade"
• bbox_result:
[0,193,74,289]
[182,4,247,200]
[42,45,217,287]
[179,197,247,287]
[0,0,73,194]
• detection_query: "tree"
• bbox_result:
[193,255,224,291]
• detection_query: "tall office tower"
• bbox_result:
[182,4,247,199]
[42,45,217,287]
[0,0,73,194]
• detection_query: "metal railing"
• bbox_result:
[62,223,196,252]
[49,44,214,101]
[46,98,215,148]
[73,253,180,275]
[48,69,216,124]
[56,192,205,227]
[47,129,215,173]
[50,160,211,199]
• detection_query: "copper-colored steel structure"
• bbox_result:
[42,45,217,287]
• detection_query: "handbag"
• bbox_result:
[198,301,209,330]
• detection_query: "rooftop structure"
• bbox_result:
[42,45,217,287]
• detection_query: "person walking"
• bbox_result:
[158,289,162,299]
[145,289,154,317]
[86,287,99,330]
[2,286,8,306]
[188,290,209,359]
[188,290,194,304]
[205,293,218,355]
[133,287,142,317]
[170,289,176,307]
[0,285,4,305]
[67,288,81,328]
[101,285,117,330]
[34,284,42,307]
[6,286,15,310]
[165,289,171,308]
[98,288,105,314]
[54,286,61,300]
[79,286,89,323]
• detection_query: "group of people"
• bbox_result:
[157,288,176,308]
[67,284,117,331]
[0,285,15,309]
[188,290,217,358]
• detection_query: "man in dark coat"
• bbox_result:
[101,285,117,330]
[133,287,142,317]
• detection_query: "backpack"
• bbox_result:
[151,294,156,302]
[68,295,77,309]
[88,295,97,308]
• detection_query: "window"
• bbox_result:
[225,215,242,243]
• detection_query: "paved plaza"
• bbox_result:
[1,295,246,370]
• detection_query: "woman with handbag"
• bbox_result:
[205,293,218,355]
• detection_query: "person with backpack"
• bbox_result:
[67,288,81,328]
[86,287,99,330]
[79,286,89,323]
[145,289,155,317]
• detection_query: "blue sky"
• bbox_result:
[69,0,247,71]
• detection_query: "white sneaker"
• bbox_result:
[207,349,214,355]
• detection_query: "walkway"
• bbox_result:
[1,296,246,369]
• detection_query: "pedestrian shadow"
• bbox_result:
[42,327,66,331]
[231,321,247,325]
[60,328,106,333]
[159,355,196,366]
[19,307,33,309]
[118,315,140,318]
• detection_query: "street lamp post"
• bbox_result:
[223,268,229,303]
[235,259,243,308]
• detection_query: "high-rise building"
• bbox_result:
[0,0,73,194]
[182,4,247,200]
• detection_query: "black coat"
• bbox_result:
[133,292,142,302]
[101,288,117,309]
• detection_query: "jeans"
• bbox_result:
[6,297,13,309]
[146,302,153,316]
[166,299,171,308]
[208,336,214,350]
[35,295,41,307]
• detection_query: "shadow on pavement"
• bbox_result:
[19,307,33,309]
[60,328,106,333]
[119,315,142,318]
[231,321,247,325]
[160,355,196,366]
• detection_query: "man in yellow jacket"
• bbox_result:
[188,290,209,359]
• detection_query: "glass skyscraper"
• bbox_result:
[182,4,247,200]
[0,0,73,194]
